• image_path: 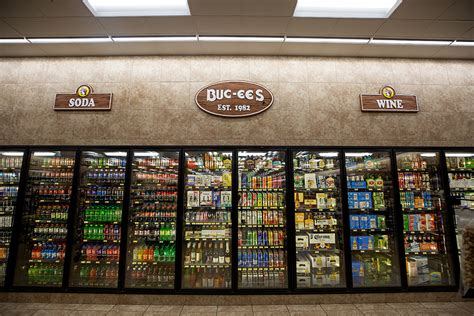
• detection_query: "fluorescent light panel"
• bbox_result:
[83,0,190,16]
[294,0,402,18]
[29,37,112,44]
[199,36,284,43]
[113,36,197,42]
[286,37,369,44]
[451,41,474,47]
[370,39,452,46]
[0,38,29,44]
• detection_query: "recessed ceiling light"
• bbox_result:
[29,37,112,44]
[0,38,29,44]
[83,0,190,17]
[294,0,403,18]
[370,39,452,46]
[113,36,197,42]
[286,37,369,44]
[199,36,284,43]
[451,41,474,47]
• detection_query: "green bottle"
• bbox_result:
[154,246,159,262]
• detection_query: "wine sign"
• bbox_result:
[360,86,418,112]
[54,85,112,111]
[195,81,274,118]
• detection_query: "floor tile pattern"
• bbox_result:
[0,301,472,316]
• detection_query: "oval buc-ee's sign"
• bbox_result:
[195,81,274,117]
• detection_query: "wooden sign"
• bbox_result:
[360,86,418,112]
[195,81,273,117]
[54,85,112,111]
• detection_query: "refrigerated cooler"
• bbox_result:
[345,151,400,287]
[124,150,179,289]
[13,151,76,287]
[0,151,24,286]
[396,151,455,286]
[237,150,287,289]
[1,145,468,293]
[182,151,232,289]
[68,150,127,288]
[293,151,345,288]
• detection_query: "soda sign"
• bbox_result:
[195,81,274,117]
[360,86,418,112]
[54,85,112,111]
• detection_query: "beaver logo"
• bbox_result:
[76,85,92,98]
[380,86,395,99]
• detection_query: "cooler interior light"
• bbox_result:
[445,153,474,157]
[319,152,339,157]
[0,151,24,156]
[33,152,57,157]
[294,0,402,18]
[134,151,160,157]
[346,152,373,157]
[104,151,127,157]
[82,0,190,17]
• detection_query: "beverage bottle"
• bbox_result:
[242,250,248,267]
[154,245,159,263]
[137,246,144,262]
[218,242,224,264]
[114,224,119,240]
[251,249,257,267]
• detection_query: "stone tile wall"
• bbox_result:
[0,56,472,147]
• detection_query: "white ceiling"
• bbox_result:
[0,0,472,58]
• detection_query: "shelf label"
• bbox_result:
[308,233,335,245]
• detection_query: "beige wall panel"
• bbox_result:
[0,56,472,147]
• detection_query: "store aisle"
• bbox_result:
[0,301,473,316]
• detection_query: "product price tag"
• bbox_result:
[309,233,335,245]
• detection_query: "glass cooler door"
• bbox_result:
[69,150,127,288]
[13,150,76,287]
[124,150,179,289]
[182,151,232,289]
[0,151,24,286]
[237,150,287,289]
[345,151,400,287]
[293,151,345,288]
[445,152,474,258]
[396,151,455,286]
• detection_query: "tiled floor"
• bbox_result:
[0,302,473,316]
